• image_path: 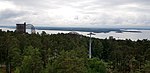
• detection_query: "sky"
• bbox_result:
[0,0,150,28]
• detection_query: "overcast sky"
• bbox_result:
[0,0,150,27]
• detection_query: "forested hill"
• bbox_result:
[0,30,150,73]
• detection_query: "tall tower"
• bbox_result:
[16,22,26,33]
[87,32,95,58]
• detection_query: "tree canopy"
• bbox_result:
[0,30,150,73]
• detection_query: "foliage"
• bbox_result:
[87,58,107,73]
[45,49,88,73]
[21,56,32,73]
[14,67,20,73]
[0,30,150,73]
[20,46,43,73]
[142,61,150,73]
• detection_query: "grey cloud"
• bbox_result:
[0,9,30,25]
[7,0,60,10]
[0,0,150,27]
[7,0,150,14]
[0,9,26,20]
[93,0,150,6]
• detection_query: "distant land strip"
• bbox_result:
[0,26,145,33]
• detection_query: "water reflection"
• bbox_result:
[1,28,150,41]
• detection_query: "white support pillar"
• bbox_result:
[87,32,95,58]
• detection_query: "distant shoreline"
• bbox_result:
[0,26,145,33]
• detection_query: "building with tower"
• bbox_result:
[16,22,26,33]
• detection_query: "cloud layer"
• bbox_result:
[0,0,150,27]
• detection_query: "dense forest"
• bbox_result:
[0,30,150,73]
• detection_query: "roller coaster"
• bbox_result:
[26,24,36,33]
